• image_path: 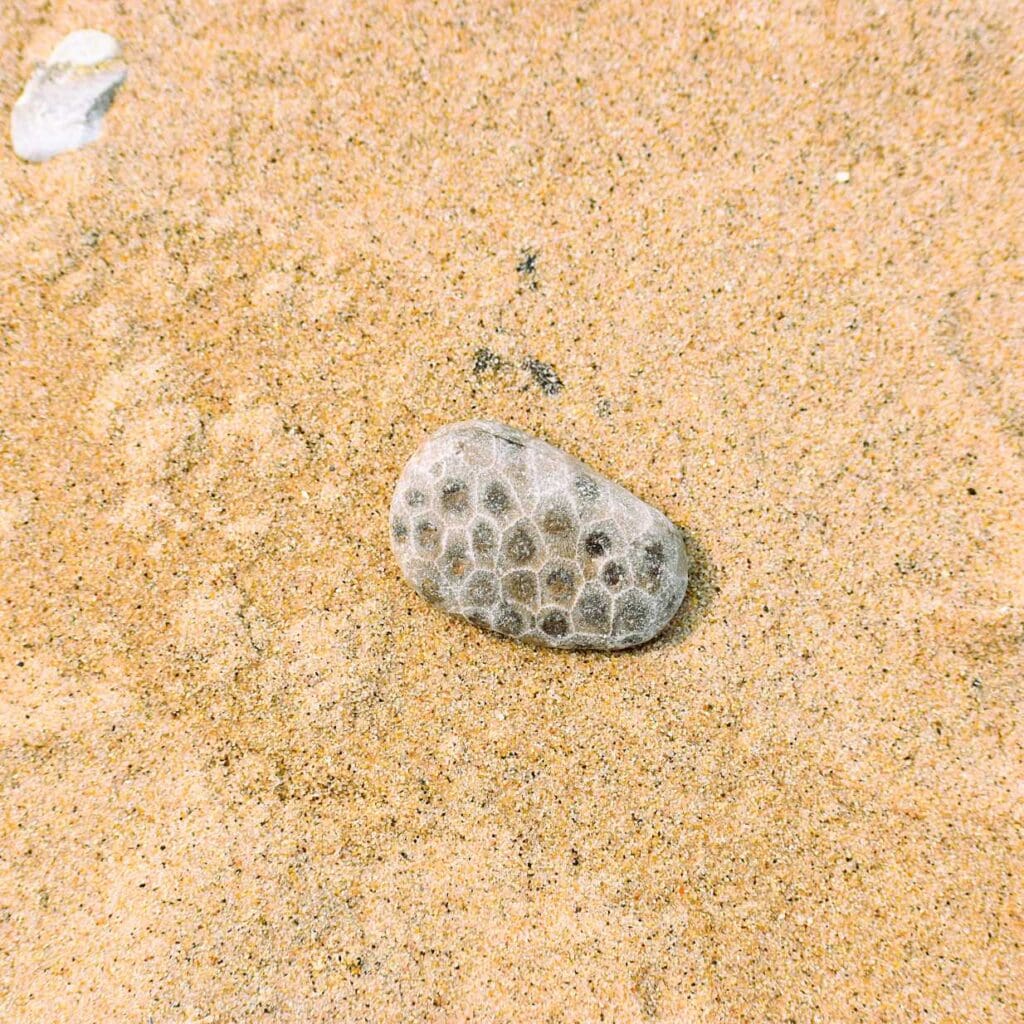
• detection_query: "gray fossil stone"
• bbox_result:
[11,30,126,163]
[390,420,688,650]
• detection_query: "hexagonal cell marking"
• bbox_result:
[500,519,543,569]
[581,519,621,559]
[538,607,571,640]
[600,558,629,591]
[494,602,531,637]
[502,569,539,608]
[440,533,471,580]
[481,479,517,519]
[439,478,471,517]
[630,532,672,595]
[390,420,688,650]
[612,589,655,640]
[537,499,578,559]
[464,569,499,607]
[405,487,429,510]
[392,515,409,544]
[573,583,612,635]
[541,562,581,604]
[471,518,497,559]
[414,516,442,556]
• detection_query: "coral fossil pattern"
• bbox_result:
[391,420,688,649]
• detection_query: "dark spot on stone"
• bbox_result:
[442,538,470,578]
[967,487,977,495]
[392,516,408,542]
[473,347,502,374]
[635,540,666,594]
[472,519,496,557]
[502,521,540,566]
[522,356,563,396]
[584,529,612,557]
[406,489,427,508]
[613,591,652,638]
[539,609,569,638]
[440,478,470,515]
[465,570,498,606]
[483,481,513,516]
[503,570,538,607]
[595,398,612,418]
[494,603,527,636]
[544,564,580,603]
[601,560,627,589]
[540,503,576,538]
[414,517,441,554]
[574,585,611,634]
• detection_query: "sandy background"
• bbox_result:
[1,1,1022,1021]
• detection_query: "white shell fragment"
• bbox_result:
[11,30,126,163]
[390,420,689,650]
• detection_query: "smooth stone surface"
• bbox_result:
[390,420,688,650]
[10,30,126,163]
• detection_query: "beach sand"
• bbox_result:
[1,1,1021,1020]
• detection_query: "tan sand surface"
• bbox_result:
[1,1,1022,1021]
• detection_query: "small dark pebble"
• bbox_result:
[523,356,563,396]
[473,347,503,374]
[516,248,538,276]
